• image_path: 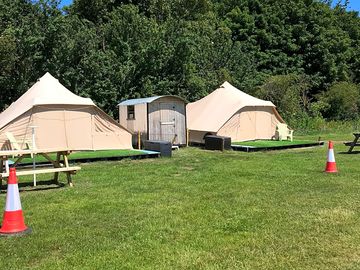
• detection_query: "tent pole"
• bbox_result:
[30,126,37,186]
[138,131,141,149]
[186,128,189,147]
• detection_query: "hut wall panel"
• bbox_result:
[118,103,147,134]
[148,102,161,141]
[148,97,186,145]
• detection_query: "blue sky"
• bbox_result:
[348,1,360,12]
[59,0,72,8]
[336,0,360,11]
[59,0,360,11]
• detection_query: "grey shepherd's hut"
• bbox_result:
[118,96,187,146]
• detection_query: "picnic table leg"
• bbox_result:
[63,152,73,187]
[66,173,73,187]
[0,157,10,193]
[53,152,61,185]
[347,135,360,153]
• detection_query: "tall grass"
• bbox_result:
[293,117,360,135]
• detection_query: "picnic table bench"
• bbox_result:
[0,148,81,188]
[344,133,360,153]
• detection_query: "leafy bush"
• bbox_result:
[318,82,360,120]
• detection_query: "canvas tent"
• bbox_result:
[0,73,132,151]
[186,81,285,143]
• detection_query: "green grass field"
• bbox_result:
[232,139,319,147]
[1,132,360,269]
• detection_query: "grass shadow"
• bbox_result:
[338,151,360,154]
[1,179,66,193]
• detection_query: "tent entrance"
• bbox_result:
[218,107,276,141]
[31,106,93,150]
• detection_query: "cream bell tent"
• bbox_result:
[0,73,132,150]
[187,81,285,143]
[118,95,187,146]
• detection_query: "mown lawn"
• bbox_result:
[1,132,360,269]
[232,140,319,147]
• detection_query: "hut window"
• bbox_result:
[127,105,135,120]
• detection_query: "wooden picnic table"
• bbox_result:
[344,133,360,153]
[0,148,81,188]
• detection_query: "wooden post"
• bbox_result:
[187,129,189,147]
[63,152,73,187]
[53,152,61,184]
[0,157,3,192]
[138,131,141,150]
[30,126,37,186]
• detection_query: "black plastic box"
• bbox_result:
[204,135,232,151]
[144,140,172,157]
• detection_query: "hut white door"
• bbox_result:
[160,103,176,143]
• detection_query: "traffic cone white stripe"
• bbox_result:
[5,184,22,212]
[327,149,336,162]
[325,141,338,173]
[0,167,31,235]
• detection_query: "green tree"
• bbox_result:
[319,81,360,120]
[1,0,360,122]
[256,74,311,123]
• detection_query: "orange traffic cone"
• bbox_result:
[0,167,31,236]
[325,141,338,173]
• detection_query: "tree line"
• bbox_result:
[1,0,360,127]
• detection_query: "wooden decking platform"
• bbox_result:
[231,141,324,152]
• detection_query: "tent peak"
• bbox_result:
[38,72,58,82]
[220,81,232,88]
[220,81,242,92]
[0,73,94,130]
